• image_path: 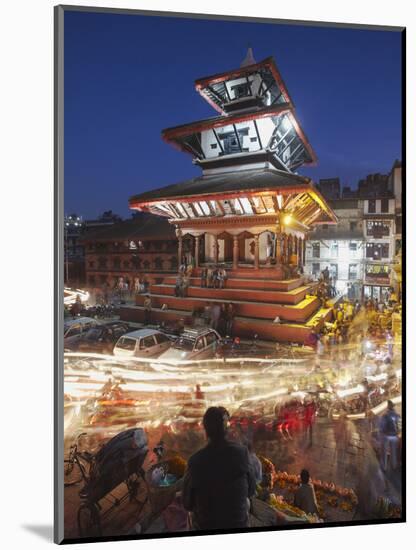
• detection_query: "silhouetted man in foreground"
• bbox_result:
[183,407,256,530]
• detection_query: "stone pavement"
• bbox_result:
[253,415,402,519]
[63,414,401,540]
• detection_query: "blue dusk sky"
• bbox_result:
[64,10,402,219]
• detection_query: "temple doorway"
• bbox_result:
[218,232,233,263]
[238,231,255,264]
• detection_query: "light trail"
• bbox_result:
[63,333,402,441]
[64,288,90,306]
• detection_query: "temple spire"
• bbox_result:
[240,46,256,67]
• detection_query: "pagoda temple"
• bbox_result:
[123,50,338,342]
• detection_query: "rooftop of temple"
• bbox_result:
[129,167,337,227]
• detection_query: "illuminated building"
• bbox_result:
[305,160,402,301]
[123,50,337,342]
[305,199,365,299]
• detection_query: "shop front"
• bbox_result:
[363,264,391,301]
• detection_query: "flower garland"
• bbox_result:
[257,456,358,515]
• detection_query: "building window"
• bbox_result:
[368,199,376,213]
[250,137,257,142]
[349,242,358,258]
[231,82,251,99]
[98,257,107,269]
[113,257,121,269]
[366,243,389,260]
[312,263,320,275]
[312,243,320,258]
[366,264,389,279]
[350,221,357,232]
[330,242,338,258]
[366,221,390,238]
[322,224,328,230]
[330,264,338,279]
[88,260,95,269]
[219,127,249,155]
[131,256,142,270]
[210,143,217,149]
[348,264,358,279]
[381,198,389,213]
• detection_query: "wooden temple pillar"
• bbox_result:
[254,234,260,269]
[275,234,282,267]
[176,228,183,268]
[298,238,303,266]
[288,235,293,260]
[282,234,288,264]
[233,235,239,270]
[213,234,219,264]
[303,238,306,266]
[194,235,200,268]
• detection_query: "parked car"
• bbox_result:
[73,321,132,354]
[64,317,100,348]
[157,328,221,361]
[113,329,172,358]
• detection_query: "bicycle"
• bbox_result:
[64,433,94,487]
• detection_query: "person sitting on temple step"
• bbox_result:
[217,267,227,289]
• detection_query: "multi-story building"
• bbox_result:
[362,194,396,301]
[317,178,341,200]
[305,159,402,301]
[305,198,364,299]
[64,214,85,285]
[82,212,179,289]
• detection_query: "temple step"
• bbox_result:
[193,267,292,280]
[150,283,314,305]
[135,293,320,323]
[119,304,332,344]
[160,276,306,292]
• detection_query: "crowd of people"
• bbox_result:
[200,266,228,289]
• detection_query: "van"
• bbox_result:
[113,329,172,358]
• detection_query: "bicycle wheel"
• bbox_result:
[64,459,82,486]
[78,502,101,537]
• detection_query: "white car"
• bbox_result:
[157,328,221,361]
[113,329,172,358]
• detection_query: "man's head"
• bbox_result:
[300,469,310,484]
[387,400,395,411]
[203,406,230,441]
